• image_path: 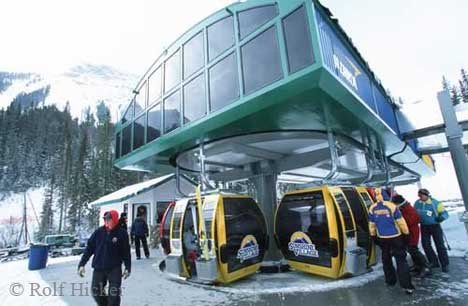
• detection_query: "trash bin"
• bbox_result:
[28,243,49,270]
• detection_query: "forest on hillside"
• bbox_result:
[0,101,142,246]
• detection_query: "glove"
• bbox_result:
[122,269,130,280]
[130,236,134,244]
[78,266,85,278]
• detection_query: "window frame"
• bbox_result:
[146,101,162,144]
[240,25,284,96]
[132,112,146,151]
[183,30,205,80]
[281,4,314,74]
[164,48,182,94]
[163,90,181,134]
[207,15,236,63]
[183,71,207,124]
[148,65,163,106]
[237,4,279,40]
[208,51,240,113]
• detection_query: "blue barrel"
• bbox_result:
[28,244,49,270]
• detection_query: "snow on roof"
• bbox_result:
[89,174,174,207]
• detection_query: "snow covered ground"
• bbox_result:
[0,209,466,306]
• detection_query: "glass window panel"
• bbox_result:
[147,103,162,142]
[333,192,355,238]
[164,90,181,134]
[207,16,234,61]
[115,132,121,159]
[283,5,314,74]
[184,31,204,79]
[164,50,181,92]
[122,101,134,125]
[360,192,373,208]
[276,191,332,268]
[149,67,162,104]
[238,5,278,39]
[342,187,370,251]
[171,211,183,240]
[183,73,206,123]
[133,114,145,150]
[121,124,132,156]
[241,26,283,95]
[134,82,146,115]
[223,198,267,273]
[209,52,239,112]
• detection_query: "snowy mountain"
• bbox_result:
[0,64,138,121]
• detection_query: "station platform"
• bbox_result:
[0,249,467,305]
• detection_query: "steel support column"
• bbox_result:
[249,161,284,272]
[438,90,468,243]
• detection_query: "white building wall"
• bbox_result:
[96,177,195,238]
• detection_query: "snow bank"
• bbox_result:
[214,266,384,296]
[442,207,468,258]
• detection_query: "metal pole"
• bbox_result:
[437,90,468,246]
[250,161,284,272]
[437,90,468,210]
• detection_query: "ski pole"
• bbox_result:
[443,232,451,251]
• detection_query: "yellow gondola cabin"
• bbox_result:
[274,186,377,279]
[165,193,268,284]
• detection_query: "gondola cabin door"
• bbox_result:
[160,202,175,255]
[329,187,374,276]
[216,195,268,284]
[275,188,342,278]
[166,199,191,278]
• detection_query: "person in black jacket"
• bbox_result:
[119,212,128,231]
[131,213,150,259]
[78,210,131,306]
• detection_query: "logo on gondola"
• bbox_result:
[236,235,259,263]
[288,231,319,258]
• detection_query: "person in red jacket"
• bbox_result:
[392,195,431,277]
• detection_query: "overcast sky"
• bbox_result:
[1,0,466,104]
[0,0,466,198]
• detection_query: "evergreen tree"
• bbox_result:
[38,175,55,241]
[450,86,461,106]
[0,100,140,237]
[442,76,450,91]
[460,69,468,103]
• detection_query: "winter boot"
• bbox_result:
[418,267,432,278]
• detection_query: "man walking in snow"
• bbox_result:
[414,188,450,272]
[369,189,415,294]
[78,210,131,306]
[392,194,431,277]
[119,212,128,231]
[131,212,150,259]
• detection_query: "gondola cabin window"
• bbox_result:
[223,198,266,273]
[276,191,332,268]
[333,192,355,237]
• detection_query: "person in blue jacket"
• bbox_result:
[369,189,414,294]
[78,210,131,306]
[131,212,150,259]
[414,188,450,272]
